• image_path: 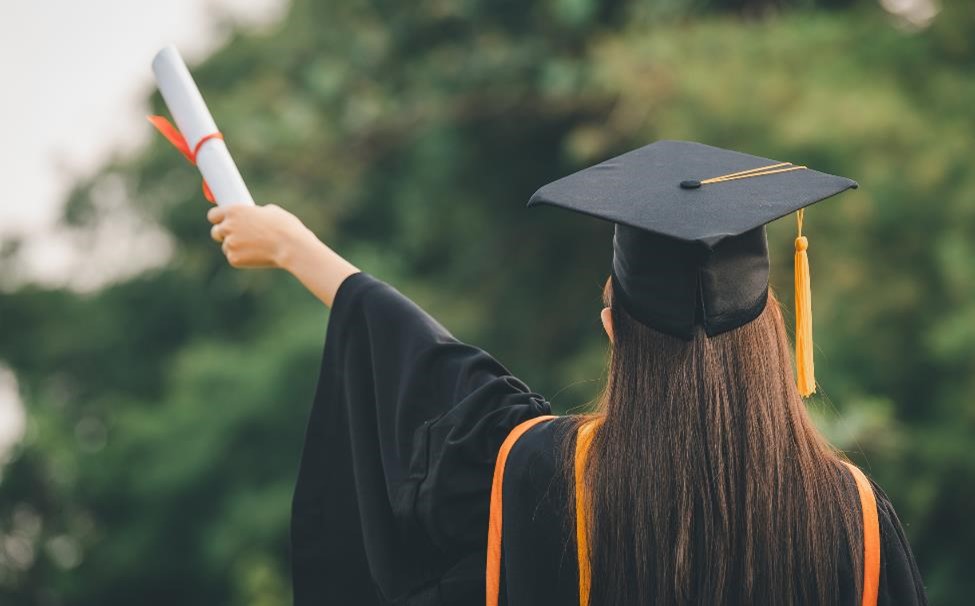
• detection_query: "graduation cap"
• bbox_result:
[527,140,858,397]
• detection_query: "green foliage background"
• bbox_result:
[2,0,973,603]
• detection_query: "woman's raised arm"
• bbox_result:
[206,203,359,307]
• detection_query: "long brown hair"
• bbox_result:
[565,277,863,605]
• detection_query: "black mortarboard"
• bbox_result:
[527,140,858,396]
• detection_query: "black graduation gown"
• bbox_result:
[290,271,928,605]
[290,272,551,604]
[502,418,929,606]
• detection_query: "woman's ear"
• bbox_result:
[600,307,614,344]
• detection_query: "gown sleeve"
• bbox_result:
[290,272,551,606]
[873,479,929,606]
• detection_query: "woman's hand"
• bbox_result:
[206,202,360,307]
[207,203,309,269]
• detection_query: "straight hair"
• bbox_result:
[564,277,863,605]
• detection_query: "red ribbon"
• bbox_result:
[147,115,224,204]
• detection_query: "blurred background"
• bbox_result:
[0,0,971,603]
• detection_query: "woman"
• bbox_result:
[206,141,926,605]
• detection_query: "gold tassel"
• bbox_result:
[794,209,815,397]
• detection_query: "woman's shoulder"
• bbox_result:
[504,415,586,489]
[507,414,584,453]
[837,463,929,605]
[868,477,928,604]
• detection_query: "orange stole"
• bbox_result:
[485,415,556,606]
[573,418,600,606]
[843,461,882,606]
[486,417,882,606]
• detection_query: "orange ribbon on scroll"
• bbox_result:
[147,115,224,204]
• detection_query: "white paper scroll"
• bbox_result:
[151,45,254,206]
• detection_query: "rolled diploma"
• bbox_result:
[151,45,254,206]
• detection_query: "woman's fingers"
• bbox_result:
[222,237,246,268]
[209,204,297,269]
[207,206,226,224]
